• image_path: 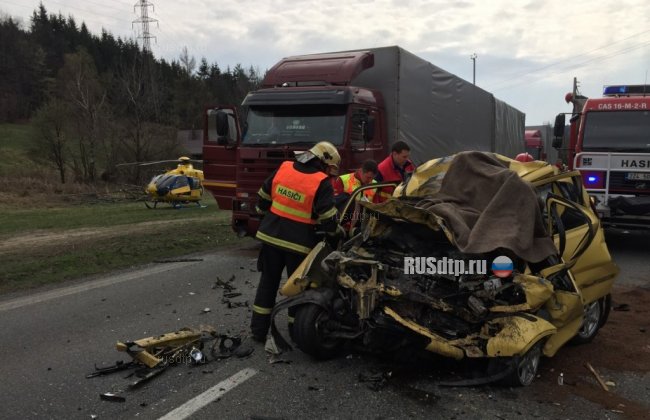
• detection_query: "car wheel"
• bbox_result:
[571,295,610,345]
[293,303,342,360]
[501,342,543,387]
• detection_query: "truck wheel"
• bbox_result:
[293,303,342,360]
[571,295,610,345]
[498,342,543,387]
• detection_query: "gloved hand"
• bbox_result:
[324,225,346,248]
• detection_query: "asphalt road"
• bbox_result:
[0,230,647,420]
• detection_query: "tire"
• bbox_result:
[571,294,610,345]
[500,341,543,387]
[598,294,612,328]
[293,303,342,360]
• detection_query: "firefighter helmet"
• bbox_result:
[515,153,534,163]
[310,141,341,168]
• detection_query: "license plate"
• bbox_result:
[626,172,650,181]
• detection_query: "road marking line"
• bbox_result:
[0,262,194,312]
[158,368,257,420]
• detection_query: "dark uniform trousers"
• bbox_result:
[250,243,305,338]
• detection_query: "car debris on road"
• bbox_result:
[87,326,252,401]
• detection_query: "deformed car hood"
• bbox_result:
[363,151,557,263]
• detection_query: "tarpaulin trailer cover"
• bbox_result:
[349,46,525,164]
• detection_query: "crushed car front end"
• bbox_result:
[271,151,618,386]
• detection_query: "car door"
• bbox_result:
[541,173,618,303]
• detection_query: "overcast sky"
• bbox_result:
[2,0,649,125]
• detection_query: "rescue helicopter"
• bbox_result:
[143,157,205,209]
[118,157,205,209]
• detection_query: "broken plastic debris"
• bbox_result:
[189,347,204,364]
[268,355,291,364]
[265,336,281,355]
[100,392,126,402]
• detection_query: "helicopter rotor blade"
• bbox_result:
[116,160,180,167]
[116,158,203,168]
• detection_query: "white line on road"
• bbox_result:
[158,368,258,420]
[0,262,193,312]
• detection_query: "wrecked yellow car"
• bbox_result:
[270,151,618,386]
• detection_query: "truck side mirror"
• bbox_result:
[552,114,565,149]
[215,110,230,145]
[365,116,376,142]
[553,114,565,138]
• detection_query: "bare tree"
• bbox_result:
[33,99,69,183]
[179,46,196,76]
[56,48,107,182]
[114,53,182,183]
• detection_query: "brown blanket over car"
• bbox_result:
[369,151,558,263]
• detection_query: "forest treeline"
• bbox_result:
[0,4,260,183]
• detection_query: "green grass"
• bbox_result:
[0,123,41,176]
[0,189,255,294]
[0,199,228,235]
[0,219,252,294]
[0,123,35,150]
[0,198,255,293]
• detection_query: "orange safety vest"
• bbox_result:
[339,172,376,201]
[270,161,327,224]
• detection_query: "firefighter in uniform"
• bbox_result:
[334,159,378,204]
[251,141,341,342]
[374,141,416,203]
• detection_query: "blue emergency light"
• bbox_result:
[587,175,598,183]
[603,85,628,95]
[603,85,650,96]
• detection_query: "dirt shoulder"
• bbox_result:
[529,284,650,419]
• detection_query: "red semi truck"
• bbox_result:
[203,46,525,236]
[553,84,650,227]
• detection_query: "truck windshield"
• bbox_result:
[242,105,346,146]
[582,110,650,151]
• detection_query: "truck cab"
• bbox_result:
[202,51,387,236]
[554,85,650,227]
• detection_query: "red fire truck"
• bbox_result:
[553,84,650,227]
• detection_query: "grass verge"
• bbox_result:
[1,220,252,294]
[0,199,255,294]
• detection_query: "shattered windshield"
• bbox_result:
[242,105,346,146]
[582,110,650,151]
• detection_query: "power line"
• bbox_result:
[490,40,650,93]
[487,29,650,91]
